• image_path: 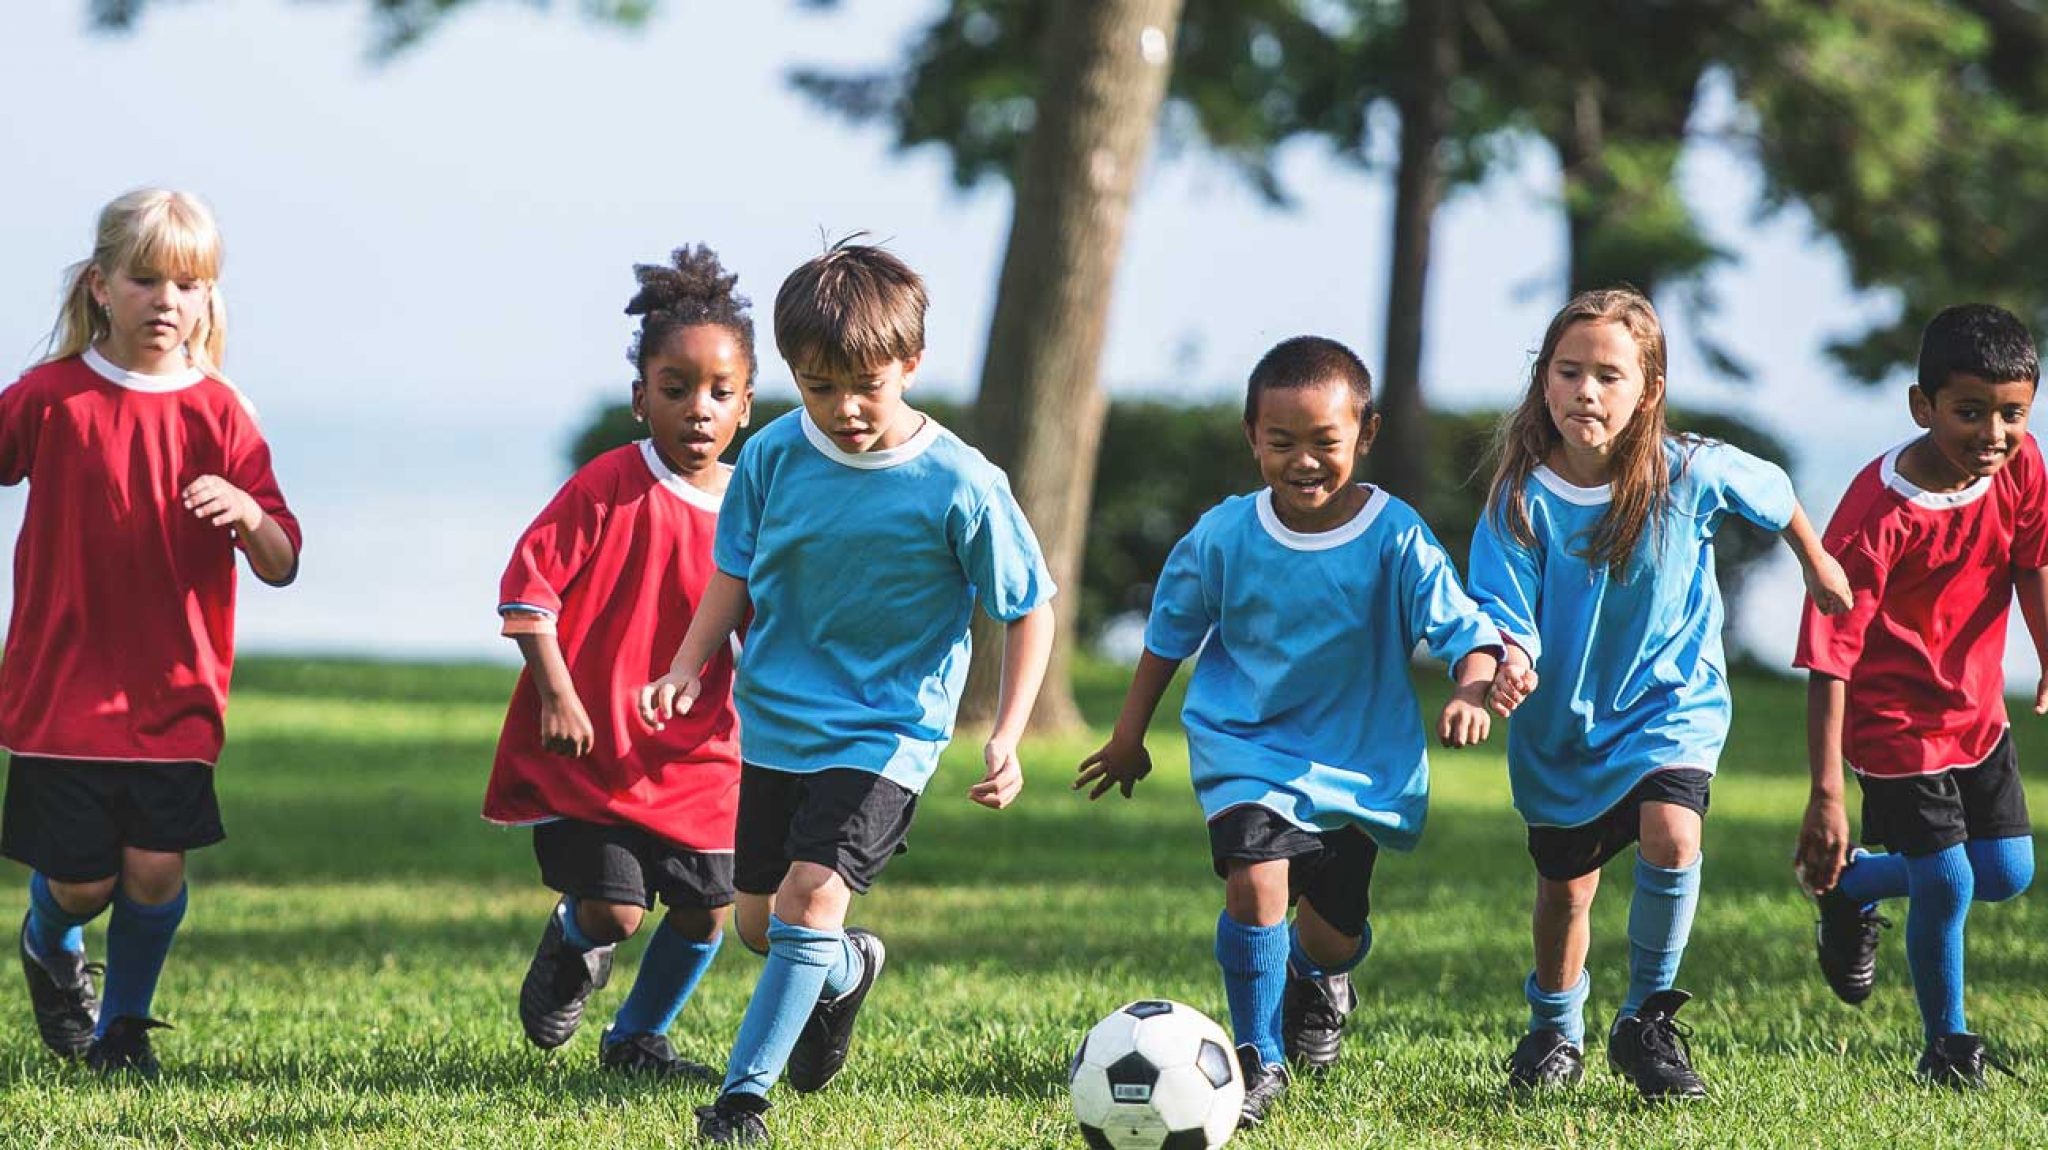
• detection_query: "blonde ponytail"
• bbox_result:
[41,189,226,373]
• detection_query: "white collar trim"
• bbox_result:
[1879,440,1994,510]
[639,439,727,511]
[1533,464,1613,506]
[84,346,203,392]
[1255,485,1387,551]
[798,408,940,470]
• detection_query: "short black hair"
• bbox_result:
[625,244,757,387]
[1244,335,1374,427]
[1917,303,2038,396]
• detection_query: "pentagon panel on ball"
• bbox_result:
[1069,999,1244,1150]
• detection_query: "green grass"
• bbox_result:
[1,656,2044,1147]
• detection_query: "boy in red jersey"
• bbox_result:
[1795,303,2046,1089]
[485,246,752,1078]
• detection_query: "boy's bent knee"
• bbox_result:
[1967,837,2034,903]
[118,849,186,905]
[1535,873,1600,919]
[773,862,852,929]
[662,904,727,942]
[575,900,644,944]
[1223,859,1290,927]
[1637,803,1702,869]
[46,877,117,917]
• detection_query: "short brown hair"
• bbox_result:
[773,237,927,375]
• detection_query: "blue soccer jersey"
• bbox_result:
[1145,487,1502,851]
[713,409,1055,794]
[1467,438,1795,828]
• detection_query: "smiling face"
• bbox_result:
[1904,373,2036,490]
[793,353,921,453]
[633,324,753,483]
[90,263,210,374]
[1542,319,1660,474]
[1246,377,1378,531]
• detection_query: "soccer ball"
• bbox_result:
[1069,999,1243,1150]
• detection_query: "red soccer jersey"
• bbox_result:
[1796,434,2048,778]
[482,441,740,852]
[0,351,302,765]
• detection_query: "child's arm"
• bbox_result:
[1796,671,1854,894]
[182,474,297,585]
[1074,649,1184,800]
[506,622,594,756]
[1782,504,1853,616]
[1488,642,1540,717]
[2017,565,2048,714]
[637,571,750,728]
[1439,647,1499,747]
[971,601,1056,810]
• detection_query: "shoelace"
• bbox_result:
[1635,1013,1698,1075]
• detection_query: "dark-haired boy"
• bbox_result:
[1796,302,2048,1088]
[638,241,1057,1145]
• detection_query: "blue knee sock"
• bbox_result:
[1287,920,1372,979]
[1525,970,1589,1049]
[1966,836,2034,903]
[820,931,865,1000]
[1621,854,1702,1019]
[721,916,844,1098]
[1214,912,1289,1066]
[607,921,723,1041]
[557,898,604,952]
[25,873,99,962]
[1837,848,1909,907]
[1904,846,1973,1040]
[99,885,187,1033]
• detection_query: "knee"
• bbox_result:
[575,900,644,944]
[662,905,727,943]
[46,877,117,917]
[736,918,771,956]
[1537,876,1599,920]
[1968,840,2034,904]
[118,854,186,906]
[1222,861,1289,928]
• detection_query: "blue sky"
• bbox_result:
[4,0,2003,678]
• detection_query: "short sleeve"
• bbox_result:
[1144,522,1214,661]
[955,477,1057,623]
[1693,441,1795,533]
[712,435,767,580]
[1467,505,1544,661]
[222,401,302,557]
[2010,435,2048,569]
[0,375,43,486]
[1795,538,1888,679]
[498,470,608,624]
[1396,518,1503,672]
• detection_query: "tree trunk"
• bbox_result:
[1373,0,1460,510]
[956,0,1186,734]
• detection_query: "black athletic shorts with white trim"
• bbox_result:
[1,755,225,882]
[733,764,918,896]
[532,818,735,910]
[1207,803,1379,938]
[1525,767,1712,882]
[1857,729,2031,857]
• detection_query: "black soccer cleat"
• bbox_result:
[1814,886,1888,1005]
[785,927,885,1094]
[1281,970,1356,1074]
[1504,1028,1585,1092]
[85,1016,171,1078]
[600,1028,718,1082]
[518,907,614,1050]
[1235,1042,1292,1129]
[1917,1033,1992,1090]
[1606,989,1708,1101]
[19,914,100,1059]
[695,1091,771,1145]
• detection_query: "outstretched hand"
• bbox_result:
[1074,737,1152,800]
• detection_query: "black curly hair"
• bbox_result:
[625,244,757,386]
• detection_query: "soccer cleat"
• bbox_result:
[1606,989,1708,1101]
[19,914,100,1059]
[1281,970,1355,1074]
[1814,886,1888,1005]
[785,928,885,1094]
[599,1028,718,1082]
[85,1016,170,1078]
[1917,1033,2000,1090]
[1235,1043,1292,1129]
[1503,1028,1585,1092]
[695,1092,771,1145]
[518,908,615,1050]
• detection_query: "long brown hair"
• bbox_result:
[43,189,226,374]
[1485,287,1672,579]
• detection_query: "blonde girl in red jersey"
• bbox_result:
[1,189,301,1076]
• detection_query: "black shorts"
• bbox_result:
[733,765,917,896]
[1,756,225,882]
[1526,768,1712,882]
[1857,730,2031,857]
[532,819,735,910]
[1207,804,1379,938]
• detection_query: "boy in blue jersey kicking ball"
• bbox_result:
[1076,336,1502,1129]
[638,239,1057,1146]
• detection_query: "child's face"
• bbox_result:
[1543,320,1658,458]
[794,353,922,453]
[92,264,209,365]
[1909,374,2035,485]
[1246,378,1377,526]
[634,324,752,477]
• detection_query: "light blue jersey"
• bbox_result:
[713,409,1055,794]
[1468,438,1795,828]
[1146,487,1502,852]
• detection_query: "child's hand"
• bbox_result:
[1074,737,1152,800]
[2035,674,2047,716]
[1805,552,1854,616]
[540,691,595,757]
[969,738,1023,810]
[1487,665,1539,717]
[636,672,701,730]
[1437,686,1492,748]
[1794,793,1852,895]
[182,474,263,534]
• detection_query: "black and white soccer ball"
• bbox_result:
[1068,999,1244,1150]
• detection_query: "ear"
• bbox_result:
[1908,384,1934,429]
[630,379,646,423]
[1640,373,1665,410]
[85,265,109,309]
[1243,419,1259,457]
[738,387,755,429]
[1357,412,1383,455]
[898,352,923,391]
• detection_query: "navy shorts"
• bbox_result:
[1207,804,1379,938]
[1857,729,2031,857]
[532,818,735,910]
[1525,768,1712,882]
[733,765,917,896]
[1,756,225,882]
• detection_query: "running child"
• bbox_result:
[1074,336,1503,1129]
[2,189,302,1076]
[636,240,1056,1145]
[486,245,754,1078]
[1470,287,1852,1100]
[1795,303,2045,1089]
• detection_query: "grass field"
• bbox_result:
[1,656,2044,1148]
